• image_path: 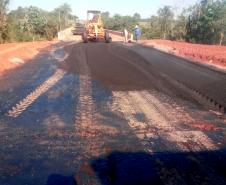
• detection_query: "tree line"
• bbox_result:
[102,0,226,45]
[0,0,76,43]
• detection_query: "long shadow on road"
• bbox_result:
[44,149,226,185]
[89,149,226,185]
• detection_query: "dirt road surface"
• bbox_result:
[0,39,226,185]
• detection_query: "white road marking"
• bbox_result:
[7,69,66,118]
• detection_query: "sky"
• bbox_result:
[9,0,198,19]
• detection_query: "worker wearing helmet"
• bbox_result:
[134,25,142,42]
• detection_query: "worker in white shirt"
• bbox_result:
[123,28,128,44]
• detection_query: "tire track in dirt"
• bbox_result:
[113,91,185,185]
[114,90,217,151]
[7,69,66,118]
[113,89,219,185]
[73,46,101,159]
[106,43,218,151]
[73,45,118,157]
[73,44,120,185]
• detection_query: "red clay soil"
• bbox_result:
[141,40,226,69]
[191,121,220,131]
[0,41,58,75]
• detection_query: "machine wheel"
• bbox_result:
[82,32,88,43]
[104,31,111,43]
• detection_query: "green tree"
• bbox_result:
[133,13,141,21]
[142,16,161,39]
[103,14,138,32]
[212,0,226,45]
[173,12,188,40]
[0,0,10,43]
[53,3,72,31]
[186,0,226,44]
[21,6,47,42]
[101,11,111,29]
[7,7,26,41]
[157,6,174,39]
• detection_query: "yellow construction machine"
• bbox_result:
[82,10,111,43]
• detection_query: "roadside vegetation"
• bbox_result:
[0,0,76,43]
[0,0,225,45]
[102,0,226,45]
